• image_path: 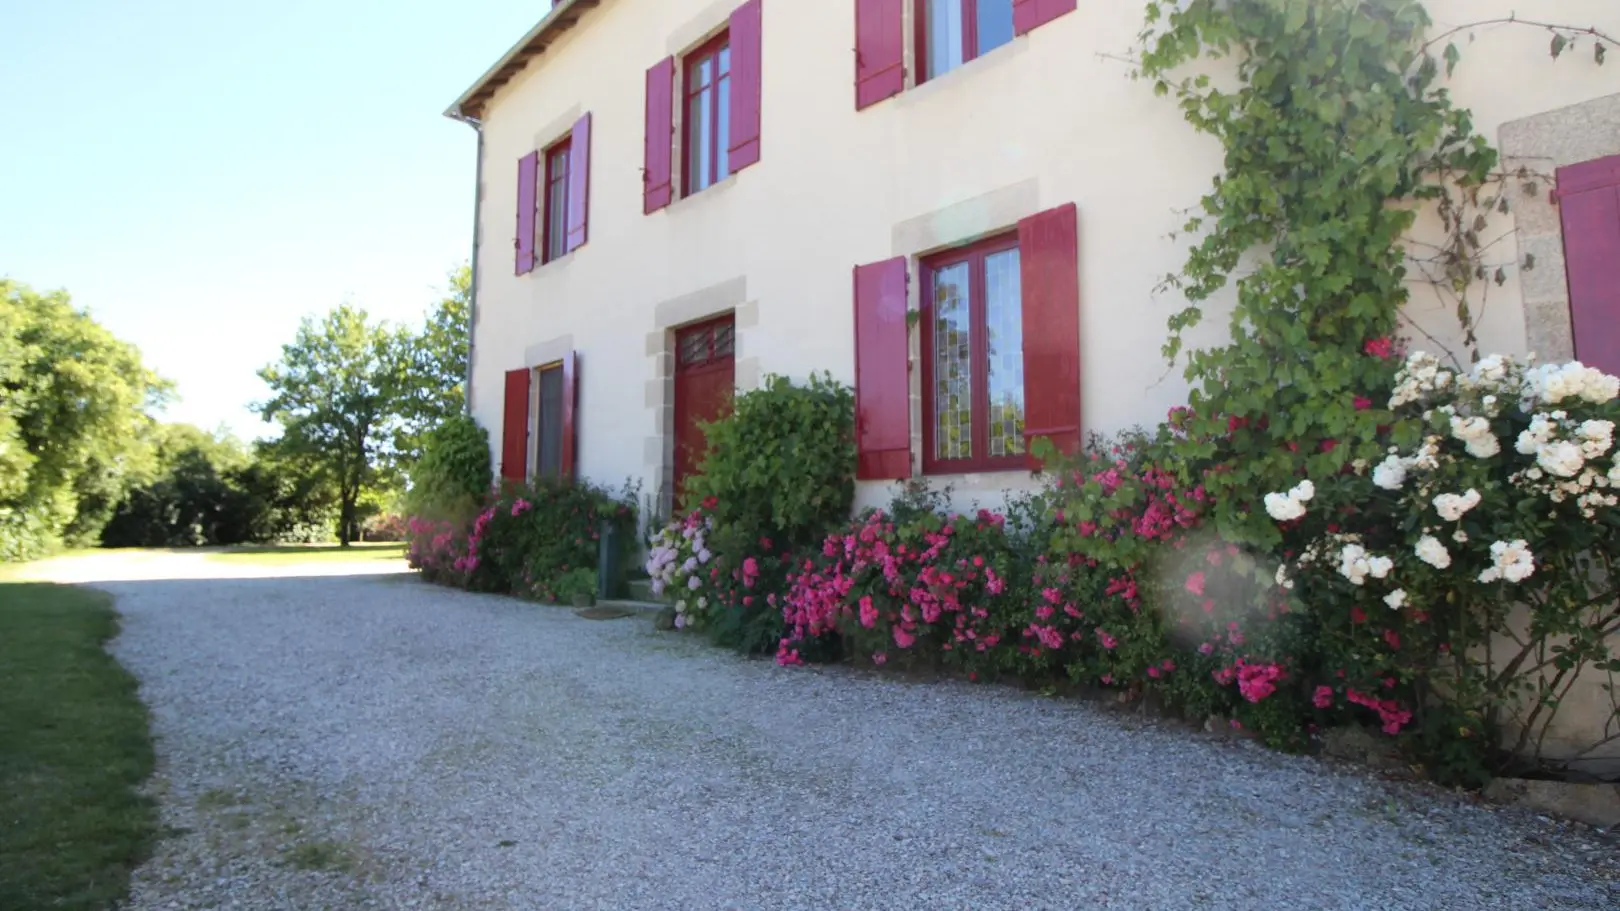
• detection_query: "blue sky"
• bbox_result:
[1,0,541,438]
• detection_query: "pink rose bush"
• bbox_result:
[408,477,636,603]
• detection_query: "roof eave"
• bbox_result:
[443,0,602,125]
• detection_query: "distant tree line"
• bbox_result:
[0,266,470,560]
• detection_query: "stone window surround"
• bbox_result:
[1499,92,1620,364]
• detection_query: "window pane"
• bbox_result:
[716,75,731,182]
[926,0,964,78]
[689,56,710,92]
[932,262,973,461]
[546,179,567,262]
[536,367,564,478]
[976,0,1015,57]
[984,249,1025,457]
[687,87,711,192]
[718,46,731,78]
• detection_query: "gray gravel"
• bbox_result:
[82,556,1618,910]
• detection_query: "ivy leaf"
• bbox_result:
[1494,267,1507,287]
[1598,41,1608,65]
[1443,43,1460,77]
[1551,34,1568,60]
[1524,252,1537,271]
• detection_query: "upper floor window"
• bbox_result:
[684,32,732,196]
[921,232,1026,474]
[542,137,572,264]
[919,0,1015,81]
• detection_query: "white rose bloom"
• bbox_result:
[1384,589,1407,610]
[1481,539,1534,584]
[1536,440,1585,478]
[1472,355,1508,384]
[1465,434,1501,458]
[1338,544,1371,586]
[1264,491,1307,522]
[1582,370,1620,403]
[1610,462,1620,486]
[1578,420,1615,458]
[1372,456,1407,490]
[1274,563,1294,590]
[1415,535,1452,569]
[1432,489,1481,522]
[1453,528,1469,543]
[1367,555,1394,580]
[1290,480,1316,503]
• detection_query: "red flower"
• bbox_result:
[1353,396,1373,411]
[1364,337,1394,359]
[1313,685,1334,709]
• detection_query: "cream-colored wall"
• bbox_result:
[467,0,1620,517]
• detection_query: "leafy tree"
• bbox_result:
[396,264,471,463]
[101,425,260,548]
[255,304,411,546]
[0,280,168,560]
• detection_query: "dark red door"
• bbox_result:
[673,316,736,500]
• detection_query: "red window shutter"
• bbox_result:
[1014,0,1076,36]
[515,152,539,274]
[644,58,676,214]
[853,257,911,480]
[1558,158,1620,378]
[1018,203,1081,465]
[560,351,579,479]
[728,0,763,172]
[501,368,530,482]
[854,0,904,110]
[566,113,592,252]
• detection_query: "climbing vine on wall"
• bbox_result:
[1133,0,1613,546]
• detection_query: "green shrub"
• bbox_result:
[553,567,599,602]
[443,478,636,602]
[407,415,492,523]
[671,373,856,653]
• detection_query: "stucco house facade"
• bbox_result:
[446,0,1620,518]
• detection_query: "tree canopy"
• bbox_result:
[0,280,168,559]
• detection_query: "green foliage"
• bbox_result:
[0,280,168,560]
[1136,0,1495,547]
[395,265,472,464]
[684,373,856,545]
[256,304,414,546]
[674,373,857,653]
[411,479,637,603]
[554,567,599,601]
[100,426,334,547]
[405,413,492,523]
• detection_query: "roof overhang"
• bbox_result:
[444,0,603,125]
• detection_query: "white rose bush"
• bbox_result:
[1267,352,1620,781]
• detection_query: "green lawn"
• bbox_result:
[0,583,157,910]
[201,541,407,566]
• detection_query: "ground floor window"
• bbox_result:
[535,363,565,479]
[921,233,1026,474]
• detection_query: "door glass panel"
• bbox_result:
[926,0,965,78]
[976,0,1015,58]
[536,366,564,478]
[932,262,973,461]
[984,248,1025,457]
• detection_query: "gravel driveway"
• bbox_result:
[74,555,1617,910]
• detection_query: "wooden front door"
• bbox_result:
[673,316,736,501]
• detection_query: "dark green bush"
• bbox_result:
[453,479,637,602]
[407,414,492,522]
[678,373,856,653]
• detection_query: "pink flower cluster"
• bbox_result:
[779,510,1011,665]
[1347,688,1414,734]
